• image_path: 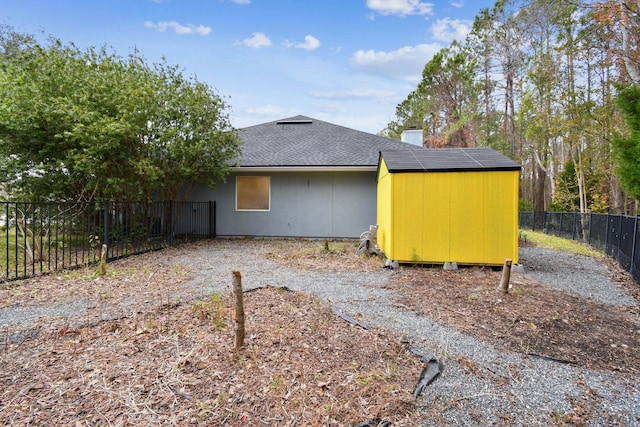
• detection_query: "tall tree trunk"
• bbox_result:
[534,159,547,212]
[620,0,640,84]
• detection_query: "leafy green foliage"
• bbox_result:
[613,85,640,201]
[0,29,240,202]
[550,159,608,213]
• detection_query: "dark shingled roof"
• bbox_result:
[236,115,423,167]
[380,147,521,172]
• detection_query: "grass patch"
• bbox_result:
[520,230,603,258]
[193,292,227,330]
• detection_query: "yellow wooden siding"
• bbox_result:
[449,172,485,264]
[482,171,519,264]
[411,172,450,262]
[376,159,394,256]
[391,172,426,262]
[377,168,519,265]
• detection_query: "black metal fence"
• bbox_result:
[519,211,640,284]
[1,200,216,282]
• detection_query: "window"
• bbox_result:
[236,176,270,211]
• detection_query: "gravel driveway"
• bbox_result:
[2,240,639,426]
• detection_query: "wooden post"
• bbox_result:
[232,270,245,349]
[99,244,108,275]
[500,258,512,294]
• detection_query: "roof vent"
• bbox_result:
[276,119,313,125]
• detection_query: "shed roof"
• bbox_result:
[237,115,423,168]
[379,147,521,173]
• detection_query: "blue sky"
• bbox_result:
[2,0,495,134]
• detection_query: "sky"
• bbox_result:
[1,0,495,134]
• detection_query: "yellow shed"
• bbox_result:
[377,148,521,266]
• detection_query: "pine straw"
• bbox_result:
[388,262,640,376]
[260,239,387,272]
[0,242,425,426]
[0,254,196,310]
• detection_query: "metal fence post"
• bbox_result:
[619,214,624,263]
[103,200,110,258]
[168,200,174,247]
[631,216,638,276]
[208,201,213,237]
[544,211,549,233]
[605,213,611,254]
[4,202,8,279]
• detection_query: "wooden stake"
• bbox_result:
[232,270,245,349]
[500,259,512,294]
[99,244,108,275]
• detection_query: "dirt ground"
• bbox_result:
[391,254,640,377]
[0,238,638,426]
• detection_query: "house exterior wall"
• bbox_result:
[377,159,519,265]
[190,171,377,238]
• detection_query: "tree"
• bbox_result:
[612,85,640,201]
[550,159,608,212]
[0,24,35,60]
[142,60,241,202]
[467,6,509,153]
[386,0,640,213]
[385,88,430,141]
[618,0,640,84]
[0,30,240,202]
[388,42,480,148]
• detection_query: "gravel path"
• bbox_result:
[164,241,640,427]
[519,246,638,306]
[2,240,639,426]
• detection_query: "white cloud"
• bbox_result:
[350,43,441,83]
[230,0,250,4]
[144,21,212,35]
[450,1,464,7]
[295,35,320,51]
[366,0,434,16]
[429,18,472,43]
[242,32,272,48]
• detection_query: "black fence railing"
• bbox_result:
[1,200,216,282]
[519,211,640,284]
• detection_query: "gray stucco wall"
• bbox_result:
[189,171,377,238]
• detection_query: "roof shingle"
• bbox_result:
[237,115,423,167]
[380,148,521,172]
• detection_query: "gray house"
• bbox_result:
[188,115,423,238]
